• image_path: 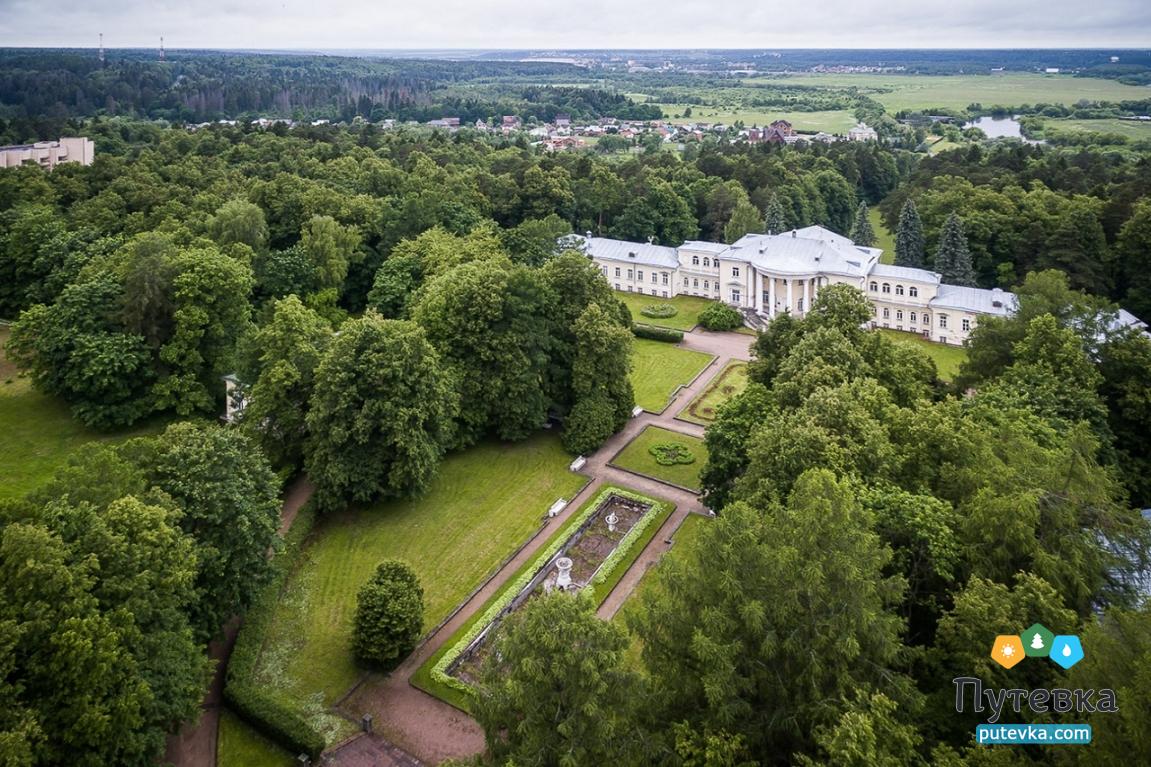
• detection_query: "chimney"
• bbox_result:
[791,230,796,238]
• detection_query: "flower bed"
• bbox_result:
[640,303,678,319]
[649,442,696,466]
[419,486,672,703]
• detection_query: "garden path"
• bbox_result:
[334,328,754,764]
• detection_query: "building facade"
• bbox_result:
[0,137,95,170]
[581,226,1016,345]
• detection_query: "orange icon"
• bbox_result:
[991,635,1025,669]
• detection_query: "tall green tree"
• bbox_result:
[207,199,269,253]
[933,213,976,287]
[724,200,762,244]
[849,202,876,247]
[764,193,788,234]
[475,592,642,767]
[1116,199,1151,321]
[305,314,458,509]
[562,302,634,454]
[300,214,362,291]
[893,199,925,268]
[352,560,424,670]
[238,295,333,469]
[630,470,906,760]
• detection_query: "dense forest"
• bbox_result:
[2,114,1151,765]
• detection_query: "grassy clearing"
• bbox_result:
[742,73,1149,112]
[217,708,294,767]
[878,329,968,381]
[678,361,749,425]
[655,105,858,133]
[611,425,708,492]
[247,434,586,707]
[869,207,896,265]
[1042,118,1151,140]
[631,339,715,413]
[411,483,674,711]
[616,290,715,330]
[0,327,167,501]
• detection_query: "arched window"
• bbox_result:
[692,255,699,265]
[895,285,904,296]
[922,313,930,325]
[704,280,709,290]
[896,310,903,320]
[882,308,890,319]
[909,286,918,298]
[693,278,699,288]
[882,283,891,294]
[869,281,878,292]
[910,311,917,324]
[703,257,710,267]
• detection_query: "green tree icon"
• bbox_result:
[1023,623,1055,658]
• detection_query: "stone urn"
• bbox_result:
[606,510,619,533]
[555,556,573,590]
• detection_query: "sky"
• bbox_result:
[0,0,1148,50]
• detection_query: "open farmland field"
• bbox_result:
[1042,118,1151,140]
[655,106,858,132]
[742,73,1150,112]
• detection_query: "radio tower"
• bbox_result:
[159,36,165,62]
[98,33,105,65]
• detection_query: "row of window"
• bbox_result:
[615,284,670,298]
[606,266,671,285]
[870,281,919,298]
[876,306,972,331]
[690,255,716,267]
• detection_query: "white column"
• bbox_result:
[804,278,812,314]
[785,279,793,314]
[768,275,776,317]
[755,269,762,312]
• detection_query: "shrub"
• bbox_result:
[633,324,684,343]
[698,302,744,331]
[353,560,424,670]
[648,442,696,466]
[640,303,678,319]
[224,683,325,760]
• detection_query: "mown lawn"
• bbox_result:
[248,433,586,705]
[217,709,294,767]
[0,327,166,501]
[616,290,716,331]
[879,329,968,381]
[631,339,715,413]
[611,425,708,492]
[679,361,749,425]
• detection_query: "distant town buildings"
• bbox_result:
[0,137,94,170]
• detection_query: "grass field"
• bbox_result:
[678,361,748,425]
[869,207,896,264]
[616,290,715,330]
[742,73,1150,112]
[631,339,715,413]
[879,329,968,381]
[0,327,167,500]
[1042,118,1151,140]
[611,425,708,492]
[654,105,858,133]
[217,709,294,767]
[247,434,586,707]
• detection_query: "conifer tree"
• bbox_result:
[849,202,876,247]
[934,213,977,286]
[763,194,788,235]
[894,199,926,268]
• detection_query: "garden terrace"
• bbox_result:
[631,339,715,413]
[677,361,748,425]
[610,425,708,492]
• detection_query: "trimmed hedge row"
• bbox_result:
[223,500,326,761]
[429,486,672,697]
[639,303,678,319]
[633,324,684,343]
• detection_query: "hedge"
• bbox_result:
[639,303,678,319]
[427,486,672,699]
[633,324,684,343]
[223,500,326,760]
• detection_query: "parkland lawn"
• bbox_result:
[611,425,708,492]
[616,290,715,330]
[0,327,166,500]
[679,361,749,425]
[217,709,293,767]
[879,329,968,381]
[870,207,896,264]
[631,339,715,413]
[246,433,586,706]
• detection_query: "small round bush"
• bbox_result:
[698,301,744,331]
[640,303,678,319]
[648,442,696,466]
[353,560,424,670]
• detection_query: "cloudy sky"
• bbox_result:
[0,0,1147,49]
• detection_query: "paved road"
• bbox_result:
[335,328,753,764]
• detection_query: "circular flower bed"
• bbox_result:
[640,303,678,319]
[648,442,696,466]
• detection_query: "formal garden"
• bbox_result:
[610,425,708,492]
[630,338,714,412]
[615,291,716,331]
[412,485,673,710]
[222,434,588,756]
[678,361,749,425]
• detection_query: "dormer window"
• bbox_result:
[628,251,636,258]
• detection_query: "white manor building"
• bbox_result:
[579,226,1016,345]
